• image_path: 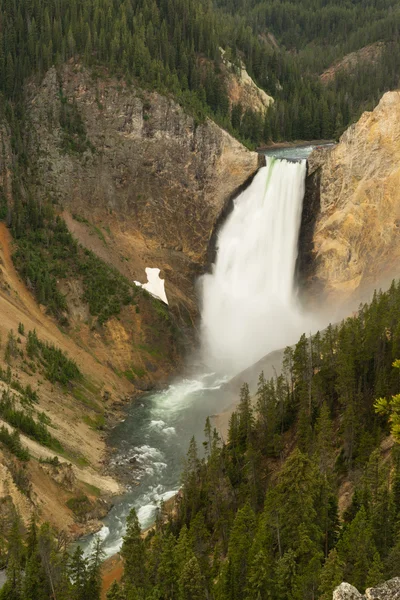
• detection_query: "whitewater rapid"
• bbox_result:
[200,157,313,374]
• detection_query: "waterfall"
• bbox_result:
[200,157,312,374]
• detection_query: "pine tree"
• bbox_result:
[0,513,24,600]
[178,556,204,600]
[318,549,344,600]
[156,532,177,599]
[121,508,147,596]
[69,546,88,600]
[366,552,384,588]
[221,504,256,600]
[85,537,104,600]
[337,506,376,591]
[23,517,49,600]
[106,581,125,600]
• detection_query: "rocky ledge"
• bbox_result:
[334,578,400,600]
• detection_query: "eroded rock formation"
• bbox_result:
[300,91,400,307]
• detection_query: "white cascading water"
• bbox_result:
[200,157,312,374]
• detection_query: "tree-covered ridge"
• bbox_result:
[1,0,400,146]
[2,283,400,599]
[215,0,400,63]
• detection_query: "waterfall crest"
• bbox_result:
[200,157,312,374]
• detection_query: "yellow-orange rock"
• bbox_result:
[305,91,400,304]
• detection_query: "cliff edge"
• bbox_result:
[300,91,400,307]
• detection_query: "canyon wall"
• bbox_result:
[26,63,260,317]
[300,91,400,307]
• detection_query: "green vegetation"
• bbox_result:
[59,93,94,155]
[66,494,93,521]
[82,413,105,431]
[0,426,30,461]
[3,281,400,599]
[78,248,134,324]
[4,330,19,364]
[12,201,139,325]
[0,517,104,600]
[0,186,7,221]
[39,455,60,466]
[0,391,63,452]
[26,329,81,385]
[374,358,400,442]
[1,0,400,152]
[124,365,146,382]
[104,279,400,600]
[0,365,39,404]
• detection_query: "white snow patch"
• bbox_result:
[134,267,168,304]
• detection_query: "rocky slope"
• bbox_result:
[26,62,260,319]
[220,49,274,115]
[299,91,400,307]
[0,221,124,538]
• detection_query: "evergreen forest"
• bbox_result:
[1,0,400,146]
[2,280,400,598]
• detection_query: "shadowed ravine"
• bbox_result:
[81,145,321,558]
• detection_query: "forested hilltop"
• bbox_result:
[3,281,400,598]
[1,0,400,147]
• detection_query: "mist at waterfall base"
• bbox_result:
[200,157,318,375]
[80,150,322,559]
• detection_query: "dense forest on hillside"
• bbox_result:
[1,0,400,147]
[2,281,400,599]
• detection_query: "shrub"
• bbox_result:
[0,426,29,461]
[0,391,63,452]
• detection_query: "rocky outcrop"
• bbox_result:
[334,583,364,600]
[333,578,400,600]
[365,578,400,599]
[26,63,260,315]
[220,49,274,115]
[300,91,400,306]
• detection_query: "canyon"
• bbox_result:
[1,62,400,581]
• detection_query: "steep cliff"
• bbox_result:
[300,91,400,305]
[26,63,260,318]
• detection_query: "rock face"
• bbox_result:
[333,583,364,600]
[300,91,400,306]
[365,578,400,600]
[220,49,274,115]
[26,63,260,314]
[333,579,400,600]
